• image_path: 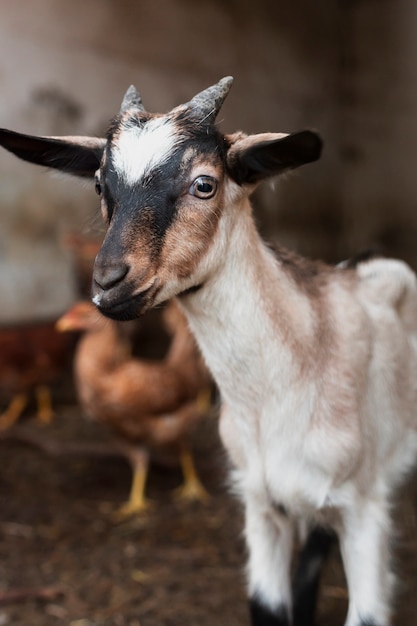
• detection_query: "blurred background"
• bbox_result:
[1,0,416,322]
[1,1,417,625]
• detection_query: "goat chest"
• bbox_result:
[219,399,352,518]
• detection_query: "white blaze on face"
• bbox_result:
[111,117,181,185]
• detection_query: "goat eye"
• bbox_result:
[95,181,102,196]
[189,176,217,199]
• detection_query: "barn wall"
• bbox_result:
[337,0,417,269]
[0,0,415,323]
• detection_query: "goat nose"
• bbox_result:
[94,263,129,291]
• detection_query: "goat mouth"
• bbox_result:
[94,286,156,321]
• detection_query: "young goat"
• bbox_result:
[1,78,417,626]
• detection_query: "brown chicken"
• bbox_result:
[56,300,212,518]
[0,320,74,430]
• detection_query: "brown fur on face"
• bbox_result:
[159,159,225,284]
[111,148,227,306]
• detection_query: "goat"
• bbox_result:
[1,77,417,626]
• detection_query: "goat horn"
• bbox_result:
[185,76,233,124]
[120,85,145,114]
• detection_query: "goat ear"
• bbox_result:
[226,130,322,186]
[0,129,106,178]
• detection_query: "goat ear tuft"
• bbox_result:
[227,130,322,186]
[120,85,146,114]
[185,76,233,125]
[0,129,105,178]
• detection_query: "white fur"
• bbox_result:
[91,293,101,307]
[246,495,294,612]
[112,117,180,185]
[178,193,417,625]
[340,499,392,626]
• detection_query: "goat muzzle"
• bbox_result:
[91,275,157,321]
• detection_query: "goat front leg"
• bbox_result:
[245,495,294,626]
[339,497,393,626]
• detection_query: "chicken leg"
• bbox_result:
[0,393,28,431]
[35,385,55,425]
[174,445,209,502]
[113,447,152,521]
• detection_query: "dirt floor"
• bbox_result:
[1,400,417,626]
